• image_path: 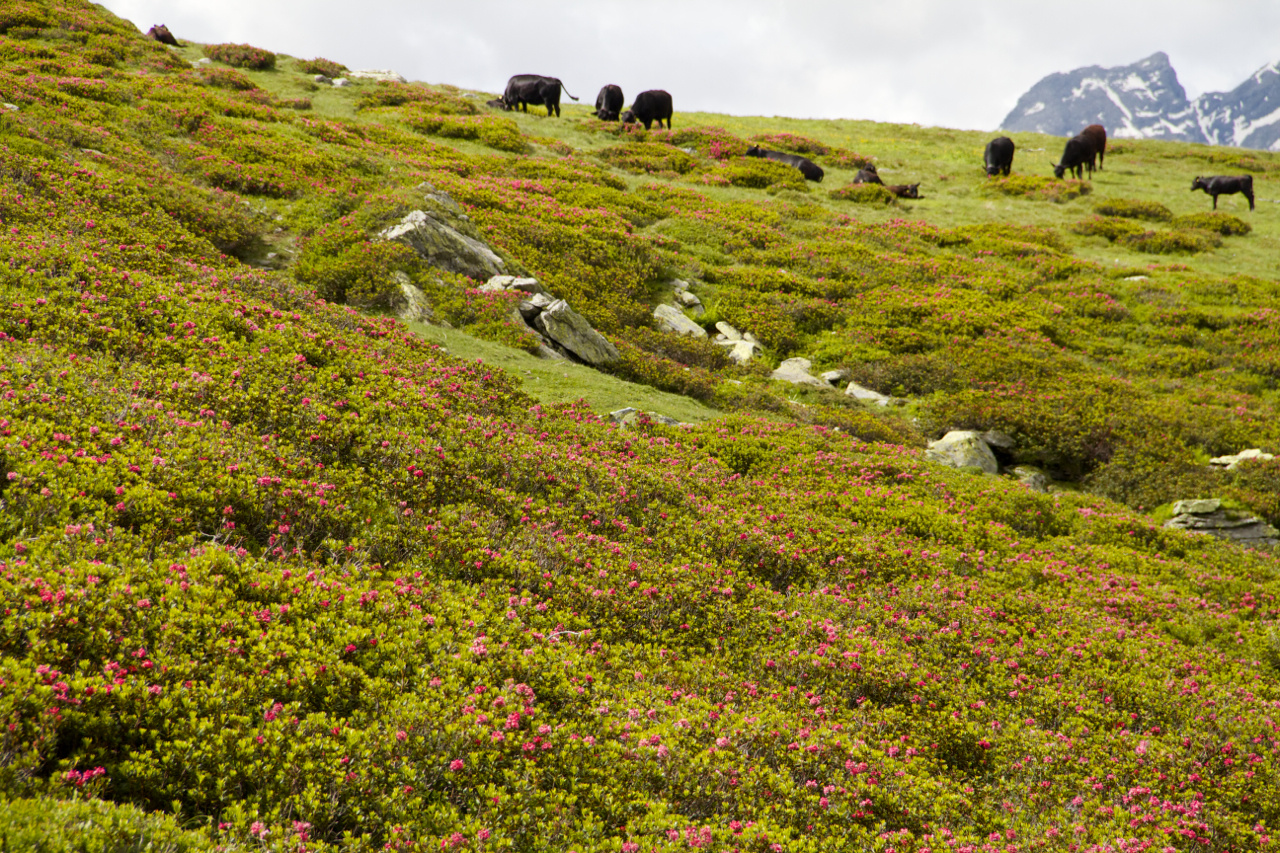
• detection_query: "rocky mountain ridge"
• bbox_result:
[1003,51,1280,150]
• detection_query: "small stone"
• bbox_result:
[509,277,545,295]
[846,381,891,406]
[676,290,702,308]
[2,103,18,112]
[671,279,690,293]
[608,407,638,423]
[821,368,850,386]
[348,69,407,83]
[925,430,999,475]
[332,78,350,88]
[771,357,828,388]
[314,74,332,85]
[194,57,211,66]
[1123,275,1149,281]
[518,301,543,323]
[742,332,760,345]
[715,322,742,341]
[653,304,707,338]
[1171,498,1221,516]
[1009,465,1050,493]
[1208,448,1274,470]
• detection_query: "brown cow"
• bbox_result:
[1079,124,1107,171]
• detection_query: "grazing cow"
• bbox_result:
[984,136,1015,176]
[502,74,579,117]
[745,146,825,182]
[593,84,624,121]
[1191,175,1255,210]
[621,89,673,130]
[146,24,179,46]
[886,184,922,199]
[1079,124,1107,171]
[852,167,883,185]
[1052,135,1094,180]
[485,98,508,110]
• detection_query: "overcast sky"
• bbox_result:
[100,0,1280,130]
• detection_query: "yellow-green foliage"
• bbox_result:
[982,174,1092,202]
[1093,197,1174,221]
[1072,215,1148,241]
[595,141,701,175]
[404,109,525,152]
[358,83,478,114]
[708,156,809,190]
[1121,227,1222,254]
[295,57,346,78]
[828,182,896,204]
[1171,211,1252,236]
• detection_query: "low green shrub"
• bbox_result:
[202,42,276,70]
[359,84,477,114]
[823,149,876,169]
[1121,228,1222,254]
[947,222,1068,251]
[1171,211,1252,236]
[199,67,257,91]
[981,174,1092,202]
[749,132,829,155]
[1093,197,1173,221]
[1072,215,1147,241]
[404,111,525,152]
[293,217,419,307]
[296,57,347,78]
[595,141,701,175]
[0,798,217,853]
[828,183,896,205]
[276,97,312,111]
[710,157,808,190]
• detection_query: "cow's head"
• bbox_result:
[745,146,763,158]
[899,184,921,199]
[1052,162,1066,180]
[621,109,637,125]
[985,164,1001,177]
[1191,176,1207,191]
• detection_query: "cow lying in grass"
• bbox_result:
[1191,175,1255,210]
[745,146,824,182]
[886,183,922,199]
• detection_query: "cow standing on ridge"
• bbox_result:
[593,84,624,121]
[502,74,579,117]
[745,146,824,182]
[984,137,1015,176]
[1192,175,1255,210]
[621,90,673,130]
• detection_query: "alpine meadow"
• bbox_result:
[4,3,1280,852]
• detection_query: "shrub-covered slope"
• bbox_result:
[0,3,1278,852]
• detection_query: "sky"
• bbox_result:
[98,0,1280,130]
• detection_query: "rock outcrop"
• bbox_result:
[534,300,620,366]
[379,209,505,281]
[391,271,437,325]
[1209,448,1275,471]
[653,304,707,338]
[1163,499,1279,550]
[711,322,761,365]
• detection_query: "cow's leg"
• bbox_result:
[1212,194,1218,210]
[1247,191,1255,211]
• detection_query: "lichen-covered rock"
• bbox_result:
[535,300,619,365]
[1164,501,1278,550]
[391,271,435,325]
[770,358,827,388]
[653,304,707,338]
[846,381,890,406]
[1209,448,1275,471]
[925,431,999,475]
[348,69,407,83]
[715,322,742,341]
[379,210,505,281]
[1009,465,1050,493]
[724,340,758,365]
[821,368,850,386]
[1172,498,1221,516]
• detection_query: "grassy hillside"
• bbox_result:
[0,3,1278,851]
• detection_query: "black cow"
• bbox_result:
[1191,175,1255,210]
[593,84,624,121]
[146,24,179,46]
[1052,136,1094,180]
[621,89,673,130]
[852,167,883,185]
[1080,124,1107,171]
[745,146,825,182]
[886,184,922,199]
[502,74,579,117]
[485,98,508,111]
[984,136,1015,176]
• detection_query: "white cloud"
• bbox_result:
[100,0,1280,130]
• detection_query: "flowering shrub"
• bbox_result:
[198,66,256,91]
[1171,211,1252,236]
[981,174,1092,202]
[293,217,419,307]
[295,57,347,78]
[828,183,896,204]
[750,131,829,155]
[404,110,526,152]
[202,42,276,70]
[1071,215,1147,241]
[1121,227,1222,254]
[710,157,809,190]
[595,141,702,175]
[358,84,477,115]
[822,149,876,169]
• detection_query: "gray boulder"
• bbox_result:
[1172,498,1221,515]
[534,300,619,366]
[821,368,851,386]
[771,357,828,388]
[313,74,332,85]
[925,431,999,475]
[1164,500,1278,550]
[724,340,758,366]
[653,304,707,338]
[982,430,1017,450]
[1009,465,1050,493]
[715,321,742,341]
[379,209,506,281]
[348,69,407,83]
[332,78,350,88]
[391,271,436,325]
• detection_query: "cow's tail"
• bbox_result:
[559,81,579,102]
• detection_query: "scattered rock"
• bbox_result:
[845,381,891,406]
[193,57,211,66]
[391,271,435,325]
[771,357,828,388]
[925,430,999,475]
[348,69,407,83]
[1164,500,1279,550]
[2,104,18,112]
[534,300,620,366]
[671,279,690,294]
[653,304,707,338]
[379,209,505,281]
[332,78,350,88]
[723,341,759,366]
[535,344,568,361]
[742,332,761,345]
[608,407,638,423]
[821,368,851,386]
[610,408,687,429]
[517,294,554,323]
[314,74,332,85]
[1009,465,1050,493]
[1123,275,1150,281]
[1209,448,1274,471]
[715,322,742,341]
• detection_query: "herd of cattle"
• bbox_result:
[491,75,1255,210]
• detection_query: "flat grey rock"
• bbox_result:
[846,381,890,406]
[715,321,742,341]
[821,368,851,386]
[1209,448,1274,471]
[925,430,999,475]
[535,300,619,366]
[1172,498,1221,516]
[771,357,828,388]
[653,304,707,338]
[380,209,505,281]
